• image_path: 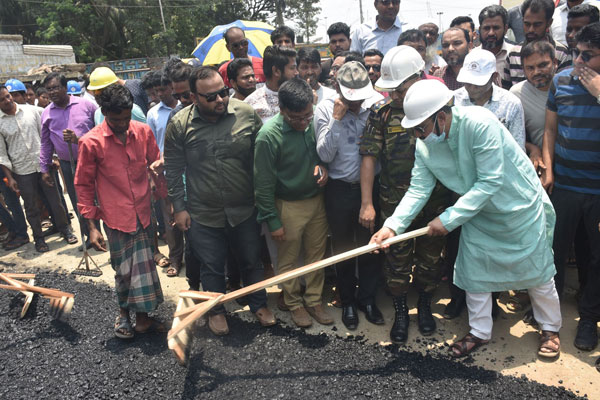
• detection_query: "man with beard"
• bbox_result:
[565,4,600,53]
[245,45,298,123]
[364,49,385,85]
[477,5,514,89]
[505,0,572,88]
[297,47,336,104]
[227,58,257,101]
[218,27,266,89]
[165,67,275,335]
[510,41,557,168]
[350,0,403,56]
[433,27,472,90]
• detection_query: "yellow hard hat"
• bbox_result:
[87,67,119,91]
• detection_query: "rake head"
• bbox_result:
[48,296,74,321]
[71,250,102,277]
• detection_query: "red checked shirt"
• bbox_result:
[74,120,166,233]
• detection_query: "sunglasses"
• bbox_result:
[379,0,400,5]
[367,64,381,72]
[196,88,229,102]
[573,48,600,63]
[231,39,249,50]
[173,90,191,101]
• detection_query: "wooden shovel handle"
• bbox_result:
[0,273,74,298]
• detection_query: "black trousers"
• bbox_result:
[551,188,600,322]
[325,178,382,306]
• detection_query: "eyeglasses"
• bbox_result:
[231,39,249,50]
[196,88,229,102]
[331,65,341,73]
[367,64,381,72]
[573,48,600,63]
[46,85,63,93]
[173,90,191,101]
[414,115,437,135]
[286,112,314,124]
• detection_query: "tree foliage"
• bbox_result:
[0,0,321,63]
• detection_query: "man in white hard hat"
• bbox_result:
[359,46,451,344]
[370,79,562,359]
[314,61,384,330]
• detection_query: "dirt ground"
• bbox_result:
[1,214,598,399]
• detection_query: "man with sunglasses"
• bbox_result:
[165,67,275,335]
[363,49,384,85]
[371,78,561,359]
[350,0,403,56]
[360,46,451,343]
[218,27,266,89]
[541,22,600,352]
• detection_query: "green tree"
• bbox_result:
[284,0,320,43]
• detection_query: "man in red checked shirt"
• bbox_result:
[74,84,167,340]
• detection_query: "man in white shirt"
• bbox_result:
[454,48,526,151]
[245,45,298,123]
[350,0,403,56]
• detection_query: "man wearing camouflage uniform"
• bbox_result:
[359,46,450,343]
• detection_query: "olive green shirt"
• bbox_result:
[254,113,323,232]
[164,99,262,228]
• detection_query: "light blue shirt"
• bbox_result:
[314,93,383,183]
[350,16,403,56]
[94,103,147,126]
[383,106,555,293]
[453,85,526,151]
[147,101,179,153]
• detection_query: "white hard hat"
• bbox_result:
[401,79,454,128]
[375,45,425,92]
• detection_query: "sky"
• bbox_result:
[313,0,502,42]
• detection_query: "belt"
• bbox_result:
[329,178,361,190]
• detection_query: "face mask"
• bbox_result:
[421,115,446,145]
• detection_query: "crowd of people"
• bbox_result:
[1,0,599,360]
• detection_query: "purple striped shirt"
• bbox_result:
[40,96,97,173]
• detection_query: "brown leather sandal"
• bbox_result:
[451,333,489,358]
[538,331,560,358]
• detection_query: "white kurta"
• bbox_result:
[384,106,556,293]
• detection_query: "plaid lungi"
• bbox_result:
[105,222,164,313]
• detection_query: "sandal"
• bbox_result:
[3,236,29,250]
[153,253,171,268]
[114,316,134,339]
[166,264,180,277]
[451,333,489,358]
[62,231,78,244]
[134,317,168,334]
[35,240,50,253]
[538,330,560,358]
[507,291,531,312]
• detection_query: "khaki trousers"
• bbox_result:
[275,194,328,310]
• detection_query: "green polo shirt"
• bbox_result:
[164,99,262,228]
[254,113,323,232]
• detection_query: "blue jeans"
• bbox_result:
[188,212,267,314]
[0,171,28,239]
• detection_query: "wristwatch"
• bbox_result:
[597,93,600,104]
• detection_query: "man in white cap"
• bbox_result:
[454,48,526,151]
[314,61,384,330]
[370,79,562,359]
[359,46,451,343]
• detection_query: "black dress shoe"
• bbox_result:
[443,296,465,319]
[342,304,358,330]
[574,319,598,351]
[358,303,385,325]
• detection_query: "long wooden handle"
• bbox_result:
[0,273,74,298]
[171,227,429,330]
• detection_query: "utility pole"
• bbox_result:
[437,11,444,32]
[359,0,364,24]
[158,0,167,32]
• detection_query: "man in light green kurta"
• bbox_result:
[371,79,562,359]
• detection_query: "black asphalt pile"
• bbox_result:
[0,270,583,400]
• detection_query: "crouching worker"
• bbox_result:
[370,79,562,359]
[75,84,167,339]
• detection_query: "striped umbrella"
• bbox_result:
[192,20,275,65]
